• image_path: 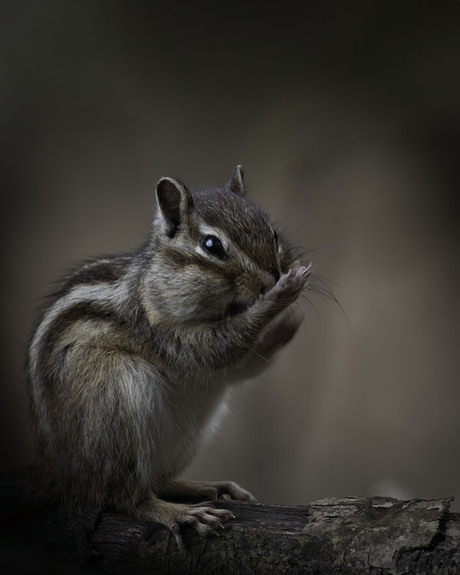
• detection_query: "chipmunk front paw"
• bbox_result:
[264,264,312,308]
[159,477,257,503]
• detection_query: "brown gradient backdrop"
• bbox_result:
[1,1,459,511]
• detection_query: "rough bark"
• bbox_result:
[1,495,459,574]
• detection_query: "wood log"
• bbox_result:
[1,494,459,574]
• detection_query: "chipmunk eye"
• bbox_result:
[201,235,228,260]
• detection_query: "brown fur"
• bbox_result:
[26,166,311,539]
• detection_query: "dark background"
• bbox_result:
[1,0,459,515]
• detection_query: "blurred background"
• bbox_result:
[1,0,459,513]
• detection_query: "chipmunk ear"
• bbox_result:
[227,164,246,196]
[156,177,192,238]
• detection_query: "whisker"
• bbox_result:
[294,243,344,259]
[292,301,307,325]
[306,274,348,321]
[246,344,273,366]
[289,216,325,236]
[274,215,323,237]
[309,281,336,301]
[300,293,322,316]
[222,291,239,319]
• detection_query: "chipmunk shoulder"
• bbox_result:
[26,165,312,540]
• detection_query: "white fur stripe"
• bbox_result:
[29,279,129,427]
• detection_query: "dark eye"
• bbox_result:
[273,229,279,245]
[201,235,228,260]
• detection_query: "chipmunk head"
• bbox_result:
[142,166,300,324]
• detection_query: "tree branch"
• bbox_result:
[1,495,459,574]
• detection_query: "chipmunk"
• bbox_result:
[26,165,311,540]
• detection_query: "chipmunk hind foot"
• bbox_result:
[139,495,235,547]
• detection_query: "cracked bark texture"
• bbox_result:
[1,496,459,574]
